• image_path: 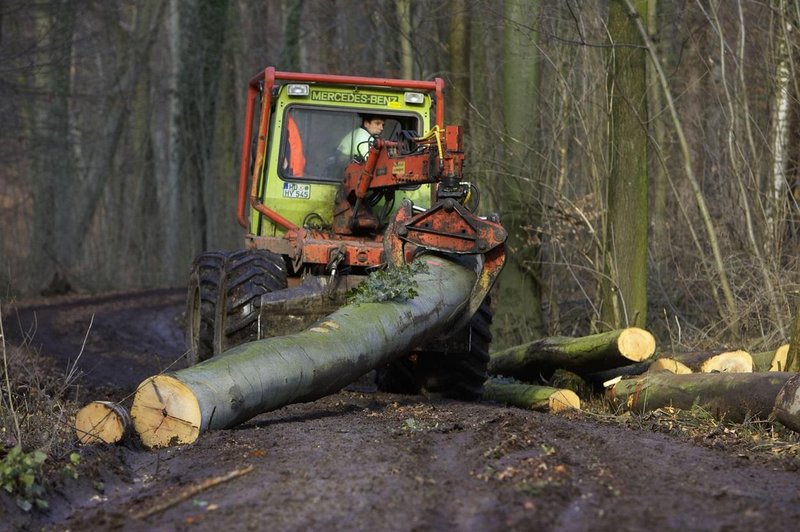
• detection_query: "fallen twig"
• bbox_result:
[132,465,254,519]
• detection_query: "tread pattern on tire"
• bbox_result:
[185,251,226,365]
[216,249,288,353]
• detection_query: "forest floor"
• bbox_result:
[2,289,800,531]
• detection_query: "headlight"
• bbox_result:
[404,92,425,104]
[287,84,310,96]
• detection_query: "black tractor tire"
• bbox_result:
[215,249,288,353]
[185,251,226,366]
[377,298,493,399]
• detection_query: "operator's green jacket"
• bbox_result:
[337,127,372,160]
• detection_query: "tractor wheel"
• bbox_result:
[215,249,288,353]
[185,251,226,366]
[377,297,493,399]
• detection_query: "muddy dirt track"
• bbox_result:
[3,289,800,531]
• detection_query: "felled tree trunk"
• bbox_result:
[488,327,655,381]
[647,349,752,374]
[483,378,579,412]
[75,401,132,444]
[752,344,789,372]
[131,256,476,448]
[774,374,800,432]
[607,372,794,422]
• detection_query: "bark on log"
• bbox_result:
[131,256,477,448]
[585,360,653,386]
[607,372,795,422]
[774,374,800,432]
[647,349,752,374]
[483,378,580,412]
[752,344,788,372]
[488,327,655,381]
[75,401,132,444]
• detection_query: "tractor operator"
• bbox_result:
[337,113,385,162]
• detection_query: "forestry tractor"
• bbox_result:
[184,67,507,398]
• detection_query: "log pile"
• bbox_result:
[484,326,800,432]
[72,270,800,448]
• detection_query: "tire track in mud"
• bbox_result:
[3,288,187,394]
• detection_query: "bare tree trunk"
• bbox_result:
[770,5,792,206]
[395,0,414,79]
[280,0,304,71]
[600,0,649,329]
[447,0,469,125]
[150,0,183,283]
[624,0,737,327]
[495,0,545,345]
[29,2,75,287]
[648,0,668,260]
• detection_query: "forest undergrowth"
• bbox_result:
[0,306,82,512]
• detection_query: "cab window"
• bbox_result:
[278,107,421,183]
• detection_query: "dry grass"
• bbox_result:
[581,397,800,466]
[0,313,79,456]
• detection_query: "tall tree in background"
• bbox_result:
[150,0,183,282]
[28,1,75,284]
[180,0,233,252]
[447,0,469,125]
[599,0,649,329]
[280,0,304,71]
[494,0,545,346]
[395,0,414,79]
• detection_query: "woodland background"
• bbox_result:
[2,0,800,351]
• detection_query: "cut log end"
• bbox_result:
[648,358,692,374]
[548,389,581,412]
[75,401,131,445]
[131,376,202,449]
[699,350,752,373]
[617,328,656,362]
[771,344,789,372]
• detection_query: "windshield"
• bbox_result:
[278,107,421,183]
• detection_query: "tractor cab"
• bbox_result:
[241,73,436,241]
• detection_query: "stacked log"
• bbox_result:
[482,378,580,412]
[751,344,789,372]
[646,349,752,374]
[607,372,795,422]
[488,327,656,381]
